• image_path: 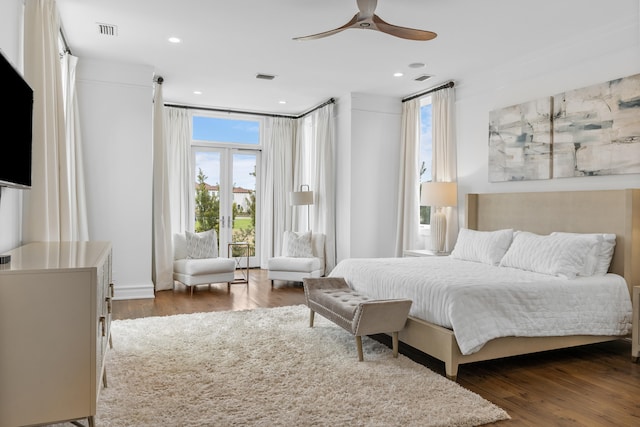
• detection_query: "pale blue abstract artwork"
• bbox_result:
[552,73,640,177]
[488,97,553,182]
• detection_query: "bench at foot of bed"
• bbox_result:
[302,277,412,361]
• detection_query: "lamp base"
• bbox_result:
[430,210,447,253]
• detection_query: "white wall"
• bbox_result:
[454,11,640,227]
[335,5,640,260]
[0,0,24,253]
[335,93,402,260]
[334,96,352,262]
[76,59,155,299]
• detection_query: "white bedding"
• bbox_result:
[329,256,633,355]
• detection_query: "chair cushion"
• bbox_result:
[284,230,314,257]
[174,258,235,276]
[173,233,189,260]
[267,256,321,272]
[186,230,218,258]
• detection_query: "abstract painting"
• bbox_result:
[552,73,640,177]
[488,97,552,182]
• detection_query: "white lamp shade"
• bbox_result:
[420,182,457,207]
[290,191,314,206]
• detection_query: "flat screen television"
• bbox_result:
[0,49,33,189]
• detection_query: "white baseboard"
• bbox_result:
[114,282,155,300]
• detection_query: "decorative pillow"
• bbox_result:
[499,231,599,279]
[284,230,314,258]
[450,228,514,266]
[551,232,616,276]
[186,230,218,259]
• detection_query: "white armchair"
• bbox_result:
[267,231,325,288]
[173,230,236,295]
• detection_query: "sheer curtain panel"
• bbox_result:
[61,52,89,241]
[151,81,173,291]
[394,99,421,256]
[260,117,296,267]
[165,107,192,235]
[432,87,458,252]
[309,104,336,273]
[23,0,88,242]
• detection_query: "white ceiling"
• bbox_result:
[55,0,638,115]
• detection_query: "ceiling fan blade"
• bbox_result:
[293,14,359,41]
[372,14,437,41]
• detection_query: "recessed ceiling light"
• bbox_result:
[409,62,426,69]
[168,37,181,44]
[393,72,404,77]
[279,100,287,104]
[193,91,202,95]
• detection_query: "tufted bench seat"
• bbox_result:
[303,277,412,361]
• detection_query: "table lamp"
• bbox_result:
[420,181,457,253]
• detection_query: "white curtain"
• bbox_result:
[308,104,336,273]
[260,117,296,266]
[151,81,173,291]
[291,118,307,233]
[60,52,89,241]
[432,87,458,252]
[23,0,88,242]
[165,107,192,235]
[394,99,421,256]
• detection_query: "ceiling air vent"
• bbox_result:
[255,73,276,80]
[97,23,118,36]
[414,74,433,82]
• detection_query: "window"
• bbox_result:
[419,96,432,225]
[191,114,261,265]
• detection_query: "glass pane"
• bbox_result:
[232,153,256,257]
[194,151,221,242]
[193,116,260,145]
[420,101,432,225]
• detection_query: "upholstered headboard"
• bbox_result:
[466,189,640,294]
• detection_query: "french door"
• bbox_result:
[192,146,260,267]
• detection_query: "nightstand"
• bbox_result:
[403,249,450,257]
[633,286,639,362]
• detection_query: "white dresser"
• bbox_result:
[0,241,113,427]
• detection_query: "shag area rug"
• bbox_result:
[91,305,509,426]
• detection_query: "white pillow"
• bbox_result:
[499,231,599,279]
[186,230,218,259]
[551,232,616,276]
[284,230,314,258]
[450,228,514,266]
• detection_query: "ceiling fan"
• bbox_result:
[293,0,437,41]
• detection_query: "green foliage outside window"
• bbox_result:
[194,168,219,236]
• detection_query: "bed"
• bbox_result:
[330,189,640,380]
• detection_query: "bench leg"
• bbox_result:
[309,309,315,327]
[392,331,399,358]
[356,336,364,361]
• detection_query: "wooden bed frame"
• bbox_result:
[397,189,640,380]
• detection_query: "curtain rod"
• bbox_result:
[59,27,71,55]
[402,81,455,103]
[164,97,335,119]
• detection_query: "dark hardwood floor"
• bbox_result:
[113,269,640,426]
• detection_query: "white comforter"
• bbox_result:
[329,256,632,355]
